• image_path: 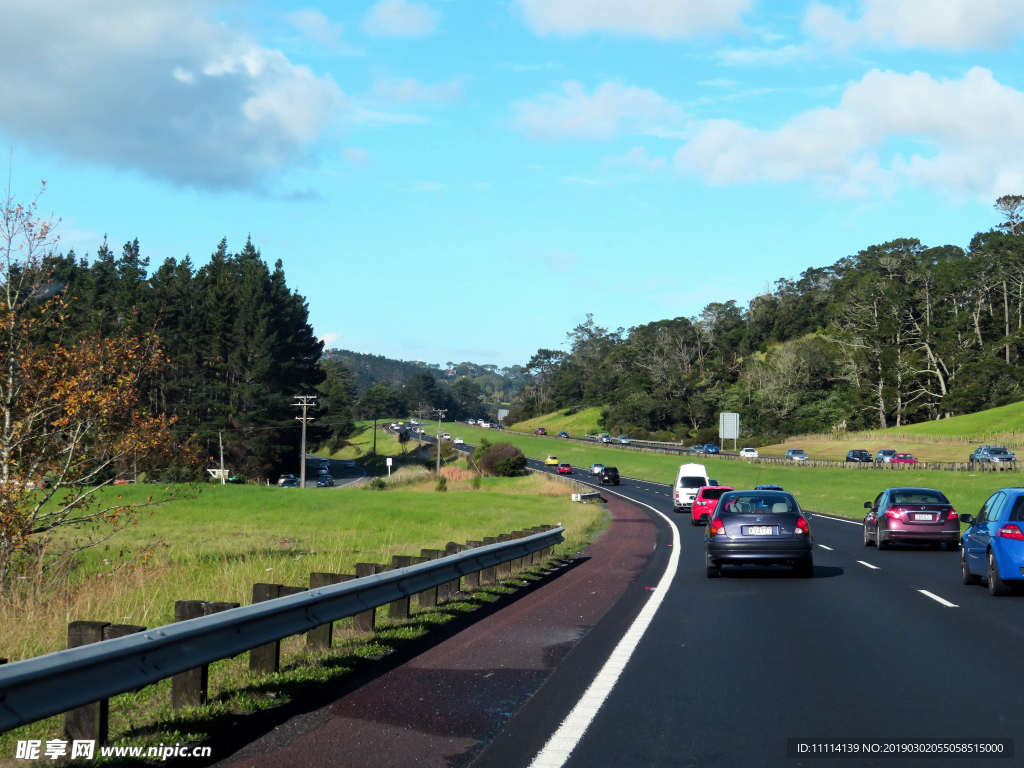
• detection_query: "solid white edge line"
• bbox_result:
[810,513,861,526]
[818,545,834,550]
[527,483,680,768]
[857,560,880,570]
[919,589,959,608]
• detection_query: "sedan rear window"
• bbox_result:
[1010,497,1024,522]
[700,488,727,500]
[720,492,797,514]
[890,490,949,505]
[680,476,707,488]
[991,448,1010,455]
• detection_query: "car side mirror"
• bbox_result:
[863,501,872,509]
[958,514,975,525]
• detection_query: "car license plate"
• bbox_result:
[748,526,773,536]
[913,513,932,521]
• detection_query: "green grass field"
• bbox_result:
[440,422,1015,522]
[886,400,1024,438]
[316,419,414,460]
[507,407,604,437]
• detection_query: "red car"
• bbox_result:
[691,485,733,526]
[863,486,959,550]
[535,427,548,435]
[891,453,918,464]
[557,463,573,474]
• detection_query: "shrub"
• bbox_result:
[364,477,387,491]
[471,476,482,490]
[435,476,448,492]
[496,455,528,477]
[473,441,527,477]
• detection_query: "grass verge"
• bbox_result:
[507,407,604,438]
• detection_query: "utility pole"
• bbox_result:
[292,395,317,488]
[219,431,225,485]
[433,408,447,475]
[372,417,378,456]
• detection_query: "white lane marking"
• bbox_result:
[528,484,680,768]
[857,560,880,570]
[919,589,959,608]
[811,514,861,526]
[818,545,834,551]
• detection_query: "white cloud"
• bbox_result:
[363,0,440,38]
[604,146,667,171]
[516,0,752,38]
[0,0,344,190]
[342,147,372,169]
[288,9,343,46]
[675,67,1024,200]
[320,332,344,347]
[513,81,683,140]
[805,0,1024,51]
[717,44,809,66]
[370,77,464,104]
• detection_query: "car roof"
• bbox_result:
[884,486,943,493]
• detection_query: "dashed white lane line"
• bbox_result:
[857,560,880,570]
[919,590,959,608]
[811,514,861,526]
[527,485,680,768]
[818,545,834,551]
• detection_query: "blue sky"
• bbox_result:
[4,0,1024,366]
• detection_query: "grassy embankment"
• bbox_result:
[761,400,1024,462]
[0,473,605,759]
[507,407,604,438]
[438,422,1012,521]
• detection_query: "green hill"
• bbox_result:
[507,407,604,437]
[886,400,1024,440]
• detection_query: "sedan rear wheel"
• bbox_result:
[705,554,720,579]
[863,525,874,547]
[876,530,889,550]
[962,548,981,585]
[988,551,1012,596]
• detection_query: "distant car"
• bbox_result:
[454,437,464,445]
[969,446,1017,464]
[316,475,334,487]
[558,431,570,438]
[705,490,813,578]
[319,458,330,467]
[494,423,504,430]
[846,449,872,463]
[599,433,610,439]
[599,436,612,444]
[691,485,734,526]
[441,433,451,440]
[479,422,491,429]
[785,449,808,461]
[703,444,719,455]
[739,447,759,458]
[557,463,573,474]
[599,467,620,486]
[415,427,425,434]
[589,463,605,476]
[317,467,329,475]
[535,427,548,435]
[277,474,297,487]
[961,488,1024,595]
[891,453,918,464]
[410,419,420,425]
[345,459,356,468]
[279,477,301,488]
[544,456,559,466]
[618,435,630,444]
[875,449,897,463]
[689,445,706,454]
[467,419,476,424]
[390,422,398,429]
[863,487,959,550]
[755,484,784,491]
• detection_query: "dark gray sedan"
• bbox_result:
[705,490,813,578]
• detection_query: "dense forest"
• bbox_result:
[506,197,1024,444]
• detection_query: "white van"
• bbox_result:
[674,463,711,512]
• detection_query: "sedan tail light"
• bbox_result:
[998,524,1024,540]
[795,516,810,534]
[884,510,902,519]
[708,518,727,536]
[947,510,959,520]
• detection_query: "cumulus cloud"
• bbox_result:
[0,0,344,190]
[288,9,343,46]
[370,77,465,104]
[604,146,667,171]
[675,67,1024,199]
[363,0,440,38]
[513,81,683,140]
[516,0,751,38]
[805,0,1024,51]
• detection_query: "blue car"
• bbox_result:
[704,444,720,454]
[961,488,1024,595]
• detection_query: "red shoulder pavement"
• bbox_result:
[219,494,658,768]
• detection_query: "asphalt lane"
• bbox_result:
[481,456,1024,768]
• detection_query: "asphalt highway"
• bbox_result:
[468,455,1024,768]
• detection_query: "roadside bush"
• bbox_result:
[471,476,482,490]
[473,441,527,477]
[364,477,387,491]
[435,476,448,492]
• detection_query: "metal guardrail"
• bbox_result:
[572,492,602,502]
[0,527,564,734]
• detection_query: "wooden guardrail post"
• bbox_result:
[496,535,512,579]
[509,531,524,573]
[440,542,462,599]
[249,583,306,674]
[307,573,356,649]
[172,601,239,708]
[463,541,482,589]
[419,549,443,608]
[389,556,413,619]
[353,563,382,631]
[480,537,498,584]
[65,621,145,744]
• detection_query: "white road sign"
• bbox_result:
[719,412,740,440]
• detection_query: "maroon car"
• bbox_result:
[863,487,959,550]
